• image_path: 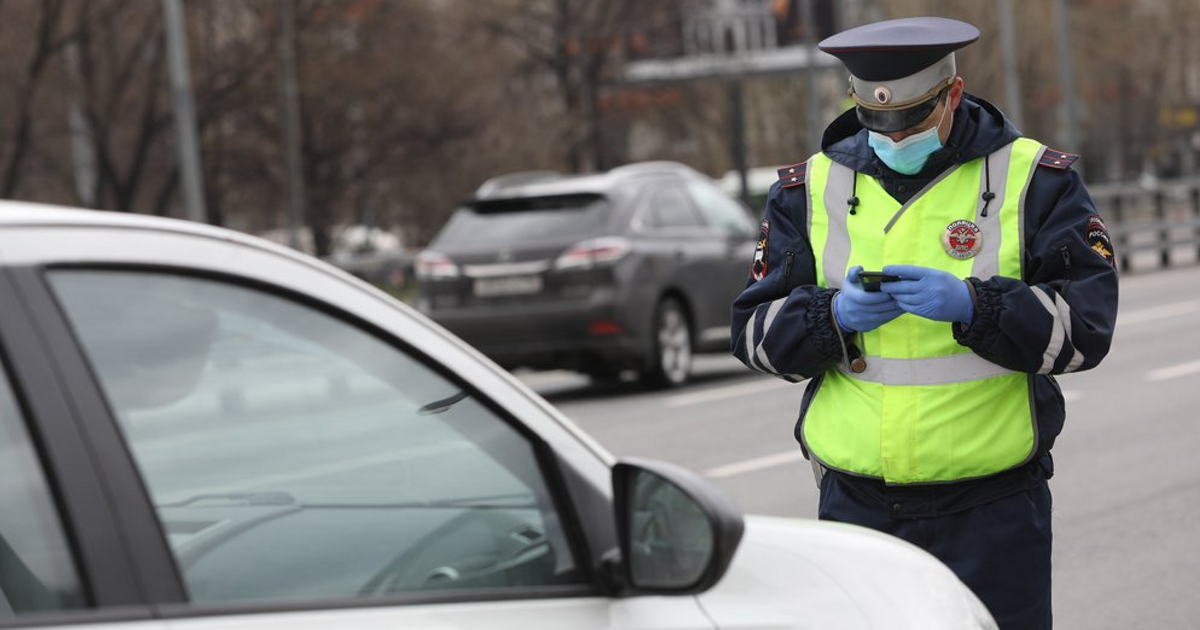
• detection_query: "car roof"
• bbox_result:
[473,161,704,201]
[0,202,380,306]
[0,200,320,265]
[0,201,235,239]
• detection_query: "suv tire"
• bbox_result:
[641,297,692,388]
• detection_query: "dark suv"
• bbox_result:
[416,161,758,387]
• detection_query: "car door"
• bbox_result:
[633,181,726,341]
[0,223,717,630]
[683,179,760,348]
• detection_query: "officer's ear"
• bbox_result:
[948,77,965,110]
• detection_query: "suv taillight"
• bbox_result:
[554,237,631,271]
[415,250,460,280]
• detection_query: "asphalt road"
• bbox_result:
[517,264,1200,630]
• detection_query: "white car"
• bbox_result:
[0,203,995,629]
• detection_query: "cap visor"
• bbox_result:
[856,97,939,133]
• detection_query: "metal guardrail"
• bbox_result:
[1089,177,1200,273]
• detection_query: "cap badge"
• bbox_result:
[943,220,982,260]
[873,85,892,105]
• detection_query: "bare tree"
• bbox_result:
[478,0,645,172]
[272,0,498,255]
[0,0,71,199]
[0,0,1186,257]
[188,2,279,226]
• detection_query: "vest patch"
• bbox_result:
[943,219,983,260]
[1085,215,1115,267]
[751,218,770,281]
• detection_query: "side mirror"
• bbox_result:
[611,458,744,595]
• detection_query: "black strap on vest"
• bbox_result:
[847,175,859,216]
[980,154,996,217]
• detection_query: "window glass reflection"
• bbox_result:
[0,359,84,615]
[50,270,584,605]
[629,470,713,589]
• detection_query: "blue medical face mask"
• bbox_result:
[868,101,950,175]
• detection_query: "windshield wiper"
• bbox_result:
[418,390,469,415]
[300,493,538,510]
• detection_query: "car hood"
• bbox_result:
[696,515,997,630]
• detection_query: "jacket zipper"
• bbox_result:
[1059,245,1075,298]
[779,250,796,290]
[1059,245,1074,280]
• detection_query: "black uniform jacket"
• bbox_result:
[731,94,1119,515]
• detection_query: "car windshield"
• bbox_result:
[436,194,609,247]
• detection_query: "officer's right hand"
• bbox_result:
[833,266,905,333]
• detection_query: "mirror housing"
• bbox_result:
[610,458,744,595]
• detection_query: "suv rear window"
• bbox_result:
[436,194,609,246]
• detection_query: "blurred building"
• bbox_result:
[618,0,861,173]
[626,0,842,61]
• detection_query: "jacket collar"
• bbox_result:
[820,94,1022,176]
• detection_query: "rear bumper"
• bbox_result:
[423,293,648,371]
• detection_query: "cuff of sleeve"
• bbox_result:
[806,288,846,358]
[953,277,1000,347]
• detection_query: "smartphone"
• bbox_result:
[858,270,901,292]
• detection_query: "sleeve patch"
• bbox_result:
[1039,148,1080,170]
[751,218,770,281]
[1085,215,1116,267]
[777,161,807,188]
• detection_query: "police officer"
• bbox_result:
[731,17,1118,630]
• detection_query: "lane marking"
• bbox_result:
[1119,300,1200,326]
[514,370,585,387]
[704,450,805,479]
[1146,359,1200,382]
[663,378,794,408]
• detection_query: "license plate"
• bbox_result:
[473,275,543,297]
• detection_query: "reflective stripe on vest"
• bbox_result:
[801,138,1046,484]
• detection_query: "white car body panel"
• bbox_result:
[152,516,994,630]
[700,516,996,630]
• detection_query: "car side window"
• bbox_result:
[47,270,586,607]
[0,357,85,617]
[685,180,757,237]
[642,186,703,229]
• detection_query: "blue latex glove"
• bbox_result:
[833,266,905,333]
[879,264,974,323]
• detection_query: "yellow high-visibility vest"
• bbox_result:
[802,138,1047,484]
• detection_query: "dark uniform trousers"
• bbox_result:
[819,472,1053,630]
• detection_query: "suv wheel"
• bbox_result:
[642,297,692,388]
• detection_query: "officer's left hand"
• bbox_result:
[880,264,974,323]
